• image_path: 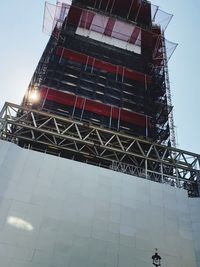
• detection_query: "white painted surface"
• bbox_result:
[76,28,141,54]
[189,198,200,267]
[0,140,198,267]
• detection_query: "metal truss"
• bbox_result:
[0,102,200,195]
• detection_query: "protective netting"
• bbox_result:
[165,39,178,62]
[43,1,173,34]
[43,1,177,61]
[43,1,70,36]
[151,37,177,75]
[151,4,173,31]
[152,35,177,64]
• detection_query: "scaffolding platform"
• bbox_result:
[0,102,199,197]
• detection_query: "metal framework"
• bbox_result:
[30,0,179,146]
[0,102,199,196]
[162,34,176,148]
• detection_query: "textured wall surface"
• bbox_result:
[0,140,198,267]
[189,198,200,267]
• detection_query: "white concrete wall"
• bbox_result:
[189,198,200,267]
[0,140,198,267]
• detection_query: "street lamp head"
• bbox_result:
[152,248,161,267]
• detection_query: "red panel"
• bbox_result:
[93,60,117,74]
[79,10,95,29]
[129,27,140,44]
[40,86,150,128]
[104,17,116,36]
[56,47,152,84]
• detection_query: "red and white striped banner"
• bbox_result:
[78,10,141,45]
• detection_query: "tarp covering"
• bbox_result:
[56,47,152,84]
[78,9,141,45]
[40,86,151,128]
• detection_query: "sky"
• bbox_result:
[0,0,199,154]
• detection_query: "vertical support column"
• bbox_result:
[197,170,200,197]
[161,163,164,183]
[94,0,98,9]
[98,0,103,9]
[85,56,89,71]
[145,115,148,138]
[110,0,116,13]
[197,157,200,196]
[72,96,78,118]
[42,87,50,109]
[145,75,148,138]
[116,65,119,82]
[122,66,125,83]
[127,0,134,19]
[117,108,121,131]
[59,3,67,22]
[109,106,113,128]
[145,158,148,179]
[59,47,65,64]
[80,98,86,121]
[0,103,8,137]
[135,1,142,22]
[91,58,95,73]
[144,74,148,91]
[175,167,180,188]
[105,0,112,12]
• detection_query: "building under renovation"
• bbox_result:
[25,0,175,146]
[0,1,200,267]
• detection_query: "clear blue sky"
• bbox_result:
[0,0,199,154]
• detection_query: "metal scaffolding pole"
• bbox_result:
[162,33,176,148]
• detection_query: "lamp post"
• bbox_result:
[152,249,161,267]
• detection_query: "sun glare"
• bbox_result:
[29,90,40,103]
[7,216,34,231]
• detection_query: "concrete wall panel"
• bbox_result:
[0,140,198,267]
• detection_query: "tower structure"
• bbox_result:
[0,0,199,197]
[25,0,175,146]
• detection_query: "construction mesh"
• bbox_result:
[43,1,70,35]
[151,4,173,31]
[43,1,177,61]
[165,39,178,62]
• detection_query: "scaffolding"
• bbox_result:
[23,3,176,144]
[0,102,199,197]
[1,1,192,196]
